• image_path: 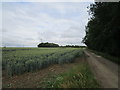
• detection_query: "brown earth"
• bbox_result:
[84,50,119,88]
[2,57,85,88]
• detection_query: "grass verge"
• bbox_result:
[38,62,99,88]
[88,49,120,65]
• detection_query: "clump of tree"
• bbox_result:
[65,45,86,48]
[83,2,120,57]
[38,42,59,47]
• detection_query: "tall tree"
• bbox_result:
[83,2,120,57]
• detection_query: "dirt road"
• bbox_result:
[84,50,119,88]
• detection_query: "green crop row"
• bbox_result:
[2,48,84,77]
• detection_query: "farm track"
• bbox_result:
[84,50,119,88]
[2,57,85,88]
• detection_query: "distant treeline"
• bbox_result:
[83,2,120,57]
[64,45,86,48]
[38,42,86,48]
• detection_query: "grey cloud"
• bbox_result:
[37,31,60,43]
[2,28,8,33]
[61,26,85,38]
[26,38,34,40]
[2,2,90,47]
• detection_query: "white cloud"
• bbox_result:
[1,0,94,2]
[2,2,92,47]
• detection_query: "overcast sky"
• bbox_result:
[2,2,92,47]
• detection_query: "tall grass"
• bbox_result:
[39,63,99,88]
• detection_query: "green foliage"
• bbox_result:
[65,45,86,48]
[2,48,84,76]
[38,42,59,47]
[40,63,99,88]
[83,2,120,57]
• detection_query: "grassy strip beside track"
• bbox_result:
[38,62,99,88]
[88,49,120,65]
